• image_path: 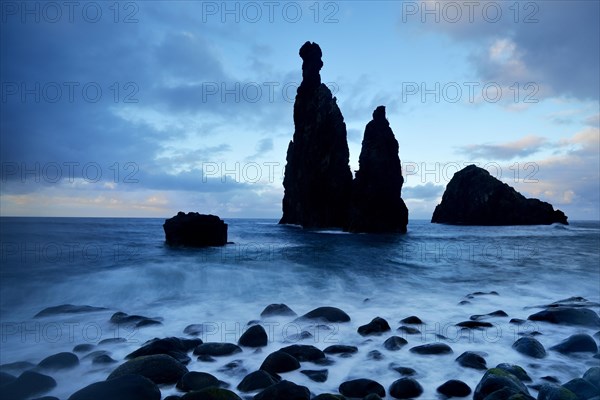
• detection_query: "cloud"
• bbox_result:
[460,135,548,160]
[402,182,444,200]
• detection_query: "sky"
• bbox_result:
[1,0,599,220]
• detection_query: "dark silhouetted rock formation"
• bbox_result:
[280,41,353,228]
[163,212,227,247]
[347,106,408,233]
[432,165,568,225]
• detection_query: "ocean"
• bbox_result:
[0,217,599,399]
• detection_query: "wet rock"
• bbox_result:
[473,368,531,400]
[323,345,358,355]
[239,325,268,348]
[38,352,79,370]
[1,371,56,400]
[181,387,241,400]
[537,383,578,400]
[339,379,385,398]
[409,343,453,355]
[495,363,532,382]
[298,306,351,322]
[107,354,188,384]
[176,371,220,392]
[470,310,508,320]
[346,105,408,233]
[562,378,599,400]
[260,303,297,317]
[92,354,117,365]
[432,164,568,225]
[237,370,280,392]
[0,361,36,374]
[279,41,353,229]
[163,211,227,247]
[389,378,423,399]
[99,337,127,345]
[400,316,423,324]
[259,350,300,374]
[510,318,527,325]
[34,304,107,318]
[543,296,600,308]
[73,344,95,353]
[313,395,346,400]
[512,337,547,358]
[110,311,162,328]
[68,374,160,400]
[456,320,494,329]
[397,325,421,335]
[197,354,216,362]
[218,360,247,377]
[367,350,384,360]
[253,380,310,400]
[194,342,242,357]
[583,367,600,390]
[550,333,598,354]
[0,371,16,385]
[285,330,314,342]
[127,337,201,365]
[389,363,416,376]
[455,351,487,370]
[541,376,561,384]
[301,369,328,382]
[279,344,325,362]
[383,336,408,351]
[358,317,391,336]
[183,324,208,336]
[437,379,471,397]
[528,307,600,327]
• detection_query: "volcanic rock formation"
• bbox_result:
[163,212,228,247]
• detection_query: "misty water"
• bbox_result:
[0,217,599,398]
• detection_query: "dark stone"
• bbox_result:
[473,368,531,400]
[237,370,280,392]
[109,311,162,328]
[37,352,79,370]
[284,330,313,342]
[279,344,325,362]
[583,367,600,389]
[0,361,36,374]
[260,304,297,317]
[301,369,328,382]
[432,164,567,225]
[164,396,182,400]
[456,320,494,329]
[298,306,350,322]
[470,310,508,320]
[495,364,532,382]
[217,359,246,376]
[177,371,220,392]
[409,343,453,355]
[193,342,242,357]
[510,318,527,325]
[73,344,95,353]
[437,379,472,397]
[197,354,216,362]
[358,317,391,336]
[126,337,201,365]
[550,333,598,354]
[68,375,160,400]
[397,326,421,334]
[537,384,579,400]
[512,337,547,358]
[34,304,107,318]
[181,387,241,400]
[279,41,353,229]
[313,395,346,400]
[99,337,127,345]
[542,376,561,384]
[183,324,208,336]
[400,316,423,324]
[389,378,423,399]
[528,307,600,327]
[253,380,310,400]
[389,363,416,376]
[542,296,600,308]
[562,378,599,400]
[323,345,358,355]
[238,325,268,348]
[455,351,487,370]
[31,397,59,400]
[0,371,16,385]
[81,350,109,361]
[92,354,117,365]
[367,350,384,360]
[346,105,408,233]
[163,211,227,247]
[107,354,188,384]
[1,371,56,400]
[259,351,300,374]
[338,379,385,398]
[383,336,408,351]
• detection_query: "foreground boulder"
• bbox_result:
[253,380,310,400]
[163,212,227,247]
[432,164,568,225]
[339,378,385,398]
[473,368,532,400]
[68,375,160,400]
[279,41,353,228]
[1,371,56,400]
[347,106,408,233]
[528,307,600,327]
[107,354,188,384]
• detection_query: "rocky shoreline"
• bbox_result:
[1,295,599,400]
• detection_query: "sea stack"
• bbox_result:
[279,41,353,228]
[347,106,409,233]
[163,212,228,246]
[431,165,568,225]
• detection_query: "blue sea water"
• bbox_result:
[0,217,599,398]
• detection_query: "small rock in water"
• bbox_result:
[34,304,107,318]
[193,342,242,357]
[550,333,598,354]
[470,310,508,320]
[73,344,95,353]
[512,337,547,358]
[279,344,325,362]
[184,324,207,336]
[92,354,117,365]
[323,345,358,355]
[163,212,228,247]
[298,306,351,322]
[313,395,345,400]
[253,380,310,400]
[301,369,328,382]
[473,368,532,400]
[110,311,162,328]
[259,350,300,374]
[239,325,268,348]
[536,383,578,400]
[562,378,599,400]
[583,367,600,390]
[495,363,532,382]
[409,343,453,355]
[38,352,79,370]
[455,351,487,370]
[437,379,471,397]
[456,320,494,329]
[99,337,127,345]
[127,337,201,365]
[237,370,280,392]
[1,371,56,400]
[528,307,600,327]
[541,376,561,384]
[176,371,220,392]
[0,371,16,385]
[107,354,188,385]
[389,362,416,376]
[397,325,421,334]
[218,360,247,377]
[358,317,391,336]
[510,318,527,325]
[260,303,297,317]
[400,315,423,324]
[389,378,423,399]
[181,387,241,400]
[339,378,385,398]
[383,336,408,351]
[0,361,36,374]
[367,350,384,360]
[67,374,160,400]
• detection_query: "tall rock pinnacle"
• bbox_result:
[279,41,353,228]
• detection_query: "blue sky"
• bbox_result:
[1,1,598,220]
